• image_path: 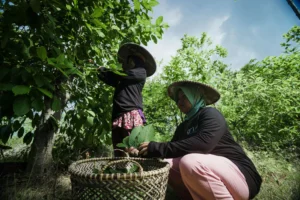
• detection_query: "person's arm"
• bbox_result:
[97,67,121,87]
[88,60,119,87]
[170,123,183,142]
[147,108,227,158]
[121,67,146,84]
[98,67,146,86]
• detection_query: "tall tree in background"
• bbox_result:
[0,0,168,175]
[218,26,300,153]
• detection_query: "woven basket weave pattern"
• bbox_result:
[69,157,170,200]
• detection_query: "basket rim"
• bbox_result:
[68,157,170,181]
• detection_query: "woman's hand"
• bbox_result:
[126,147,139,157]
[88,59,103,70]
[138,142,149,156]
[125,142,150,157]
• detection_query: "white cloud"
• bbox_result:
[145,1,259,75]
[207,15,230,45]
[145,1,183,76]
[146,34,181,75]
[225,46,258,70]
[146,14,231,76]
[151,0,183,26]
[162,8,182,26]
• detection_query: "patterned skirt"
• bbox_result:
[112,109,145,130]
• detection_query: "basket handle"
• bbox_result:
[113,149,130,158]
[100,159,143,173]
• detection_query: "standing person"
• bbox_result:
[128,80,262,200]
[96,43,156,157]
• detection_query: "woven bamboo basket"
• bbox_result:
[68,156,170,200]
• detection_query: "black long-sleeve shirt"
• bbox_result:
[98,67,146,120]
[148,107,262,199]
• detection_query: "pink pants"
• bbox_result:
[166,154,249,200]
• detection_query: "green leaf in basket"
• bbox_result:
[126,164,139,173]
[103,167,125,174]
[92,168,99,174]
[102,168,113,174]
[129,126,142,148]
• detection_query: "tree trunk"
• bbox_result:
[26,99,58,175]
[26,91,69,176]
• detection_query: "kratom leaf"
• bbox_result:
[117,125,156,149]
[92,168,99,174]
[86,116,94,127]
[95,30,105,38]
[156,16,163,25]
[37,88,53,98]
[122,136,130,148]
[37,46,47,61]
[91,8,104,18]
[86,110,96,117]
[134,0,140,10]
[32,98,44,111]
[12,85,31,95]
[116,143,127,148]
[66,4,71,10]
[33,75,45,87]
[137,124,155,144]
[148,0,159,7]
[126,164,139,173]
[129,126,142,147]
[13,96,31,116]
[151,35,157,44]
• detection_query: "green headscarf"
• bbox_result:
[174,86,206,120]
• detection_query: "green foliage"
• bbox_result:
[143,80,177,141]
[12,85,31,95]
[218,52,300,153]
[1,0,298,188]
[0,0,168,172]
[116,124,155,148]
[161,33,228,84]
[13,96,31,116]
[281,25,300,53]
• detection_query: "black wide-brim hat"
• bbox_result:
[117,43,156,77]
[167,80,220,105]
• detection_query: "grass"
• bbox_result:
[248,150,300,200]
[0,173,72,200]
[1,142,300,200]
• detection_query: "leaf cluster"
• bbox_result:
[116,125,155,149]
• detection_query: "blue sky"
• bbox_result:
[146,0,300,74]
